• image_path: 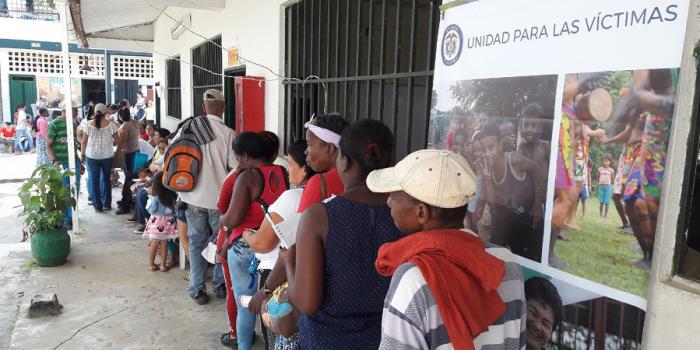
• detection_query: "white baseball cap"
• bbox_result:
[94,103,108,115]
[203,89,225,102]
[367,149,477,208]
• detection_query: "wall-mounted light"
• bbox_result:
[170,14,191,40]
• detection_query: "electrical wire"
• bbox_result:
[83,3,328,114]
[144,0,290,81]
[143,0,328,113]
[82,7,279,84]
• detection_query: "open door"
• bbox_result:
[224,67,246,129]
[9,75,37,118]
[81,79,106,105]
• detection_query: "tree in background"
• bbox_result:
[450,75,558,118]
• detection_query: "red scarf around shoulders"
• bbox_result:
[375,228,505,350]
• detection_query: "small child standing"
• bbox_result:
[598,154,615,218]
[143,171,179,272]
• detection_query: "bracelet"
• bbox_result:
[262,286,273,295]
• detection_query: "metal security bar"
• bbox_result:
[191,35,222,117]
[549,298,644,350]
[0,0,59,21]
[283,0,441,158]
[166,56,182,119]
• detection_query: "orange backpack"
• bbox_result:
[162,133,202,192]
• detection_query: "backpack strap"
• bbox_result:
[173,116,195,136]
[318,173,327,200]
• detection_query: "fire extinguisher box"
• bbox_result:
[234,76,265,134]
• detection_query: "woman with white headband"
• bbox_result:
[249,114,350,345]
[296,113,350,212]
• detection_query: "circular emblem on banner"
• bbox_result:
[441,24,463,66]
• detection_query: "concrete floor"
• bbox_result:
[0,153,264,349]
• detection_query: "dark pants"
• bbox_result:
[86,157,113,211]
[119,151,138,210]
[135,186,150,225]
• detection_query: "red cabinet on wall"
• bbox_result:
[234,76,265,133]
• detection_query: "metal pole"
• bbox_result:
[56,0,79,234]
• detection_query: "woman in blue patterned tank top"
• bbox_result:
[279,119,403,349]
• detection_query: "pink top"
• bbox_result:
[37,116,48,139]
[598,167,614,186]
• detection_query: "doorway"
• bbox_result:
[114,79,139,106]
[81,79,106,106]
[224,67,246,129]
[9,74,37,119]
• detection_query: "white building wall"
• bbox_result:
[0,17,65,42]
[0,16,153,121]
[152,0,287,135]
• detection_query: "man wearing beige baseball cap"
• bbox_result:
[176,88,237,306]
[369,149,526,350]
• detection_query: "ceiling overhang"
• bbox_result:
[69,0,225,47]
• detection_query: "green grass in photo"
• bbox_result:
[554,200,650,298]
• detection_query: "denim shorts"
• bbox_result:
[174,199,188,223]
[174,207,187,223]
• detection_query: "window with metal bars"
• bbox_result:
[283,0,441,159]
[191,35,222,117]
[166,57,182,119]
[549,297,644,349]
[1,0,59,21]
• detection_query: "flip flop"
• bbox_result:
[148,265,158,272]
[160,265,170,272]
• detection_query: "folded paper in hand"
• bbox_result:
[201,242,217,264]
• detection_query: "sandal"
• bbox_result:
[160,265,170,272]
[148,265,158,272]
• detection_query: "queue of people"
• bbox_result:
[147,89,562,349]
[35,87,565,350]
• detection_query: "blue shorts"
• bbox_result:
[598,184,612,204]
[579,186,589,200]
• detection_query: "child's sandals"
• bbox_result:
[148,265,159,272]
[160,265,170,272]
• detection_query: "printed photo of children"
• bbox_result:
[430,74,558,262]
[550,69,679,298]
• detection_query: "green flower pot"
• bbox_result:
[31,228,71,267]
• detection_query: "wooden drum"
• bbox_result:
[575,88,613,122]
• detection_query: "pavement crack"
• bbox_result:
[51,307,130,350]
[51,292,171,349]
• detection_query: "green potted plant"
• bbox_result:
[18,164,75,267]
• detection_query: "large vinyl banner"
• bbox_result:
[430,0,689,311]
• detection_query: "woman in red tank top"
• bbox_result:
[256,115,351,300]
[215,132,288,349]
[297,114,350,212]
